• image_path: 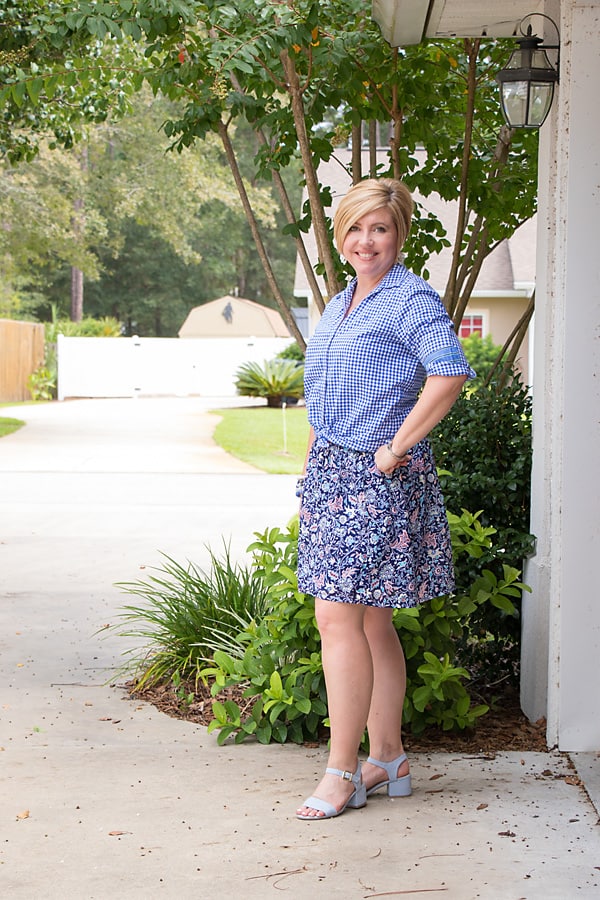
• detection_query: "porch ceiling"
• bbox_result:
[372,0,545,46]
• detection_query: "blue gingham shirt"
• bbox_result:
[304,264,475,451]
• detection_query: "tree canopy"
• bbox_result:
[0,0,539,350]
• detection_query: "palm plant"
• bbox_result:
[234,358,304,407]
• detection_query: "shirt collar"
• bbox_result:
[341,263,408,312]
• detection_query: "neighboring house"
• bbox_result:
[294,147,535,380]
[179,294,291,338]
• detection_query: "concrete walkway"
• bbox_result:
[1,398,599,899]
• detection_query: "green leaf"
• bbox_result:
[26,78,45,105]
[10,81,27,108]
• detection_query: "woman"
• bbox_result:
[295,178,475,821]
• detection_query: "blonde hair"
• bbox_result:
[333,178,414,258]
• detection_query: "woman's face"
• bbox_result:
[341,207,398,285]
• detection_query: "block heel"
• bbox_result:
[366,753,412,798]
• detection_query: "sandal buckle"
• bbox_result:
[341,770,353,781]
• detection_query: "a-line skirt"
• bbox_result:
[297,440,455,608]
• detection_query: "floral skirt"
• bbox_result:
[297,440,454,608]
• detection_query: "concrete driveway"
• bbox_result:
[1,397,599,899]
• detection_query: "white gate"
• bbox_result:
[56,334,294,400]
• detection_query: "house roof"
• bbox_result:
[178,295,291,338]
[371,0,544,47]
[294,147,536,300]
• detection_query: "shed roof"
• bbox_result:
[178,295,291,338]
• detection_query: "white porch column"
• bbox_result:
[522,0,600,750]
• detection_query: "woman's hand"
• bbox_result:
[374,443,411,476]
[375,375,467,477]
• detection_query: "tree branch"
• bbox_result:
[280,48,341,299]
[217,119,306,350]
[444,38,479,317]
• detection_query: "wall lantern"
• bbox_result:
[496,15,560,128]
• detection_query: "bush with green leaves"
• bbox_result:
[27,365,56,401]
[429,374,534,683]
[45,315,122,340]
[234,358,304,407]
[276,341,305,362]
[199,512,528,745]
[459,333,503,387]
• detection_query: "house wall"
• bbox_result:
[467,294,532,381]
[522,0,600,750]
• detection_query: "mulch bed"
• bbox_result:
[126,677,549,754]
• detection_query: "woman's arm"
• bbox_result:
[374,374,467,475]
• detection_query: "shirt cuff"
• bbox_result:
[422,346,476,379]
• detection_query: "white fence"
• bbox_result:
[57,334,294,400]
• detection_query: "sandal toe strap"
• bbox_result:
[298,795,336,817]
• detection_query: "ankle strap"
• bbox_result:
[326,765,361,786]
[366,753,407,779]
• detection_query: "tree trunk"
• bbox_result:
[70,266,83,322]
[352,123,362,183]
[255,130,325,315]
[484,292,535,390]
[226,65,326,317]
[444,38,479,319]
[217,119,307,351]
[369,120,377,177]
[70,143,88,322]
[280,49,342,299]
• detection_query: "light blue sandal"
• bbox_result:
[365,753,412,798]
[297,764,367,820]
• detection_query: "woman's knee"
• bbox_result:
[364,607,394,633]
[315,597,365,638]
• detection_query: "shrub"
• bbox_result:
[234,358,304,407]
[27,365,56,401]
[200,512,528,745]
[45,315,122,340]
[460,333,503,387]
[429,374,534,683]
[276,341,305,362]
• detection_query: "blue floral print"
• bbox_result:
[297,440,454,608]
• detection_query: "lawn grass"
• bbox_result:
[0,416,25,437]
[211,405,310,474]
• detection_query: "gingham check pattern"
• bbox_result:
[304,264,475,451]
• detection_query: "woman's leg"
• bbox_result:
[361,607,410,789]
[296,597,373,818]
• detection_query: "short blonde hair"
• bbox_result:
[333,178,414,258]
